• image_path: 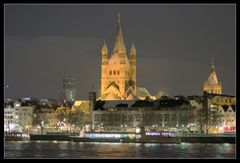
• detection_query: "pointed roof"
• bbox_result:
[101,40,108,54]
[130,42,136,53]
[103,92,121,100]
[136,87,151,99]
[109,53,121,64]
[206,59,220,85]
[113,14,126,54]
[106,81,119,90]
[126,93,139,100]
[207,71,219,85]
[211,57,215,72]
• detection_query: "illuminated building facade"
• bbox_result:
[216,105,235,133]
[209,94,236,106]
[93,108,190,131]
[33,107,57,129]
[92,99,192,131]
[207,93,236,133]
[100,14,137,100]
[18,106,34,130]
[203,59,222,94]
[4,106,18,131]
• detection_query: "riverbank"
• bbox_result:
[29,133,78,141]
[181,136,235,143]
[29,134,236,144]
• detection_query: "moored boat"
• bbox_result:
[70,131,181,144]
[4,132,30,141]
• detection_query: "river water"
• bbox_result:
[4,141,235,159]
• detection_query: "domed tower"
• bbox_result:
[203,58,222,94]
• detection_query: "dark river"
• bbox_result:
[4,141,235,159]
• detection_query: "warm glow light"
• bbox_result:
[136,128,141,133]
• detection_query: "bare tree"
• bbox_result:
[194,108,207,134]
[194,107,218,134]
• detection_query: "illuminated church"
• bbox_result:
[203,59,222,94]
[100,14,137,100]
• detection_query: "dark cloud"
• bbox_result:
[5,4,236,99]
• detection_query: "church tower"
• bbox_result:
[101,40,109,97]
[203,58,222,94]
[130,42,136,95]
[100,14,137,100]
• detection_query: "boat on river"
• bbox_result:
[4,132,30,141]
[70,130,181,144]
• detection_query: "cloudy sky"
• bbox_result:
[5,4,236,100]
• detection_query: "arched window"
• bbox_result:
[113,70,116,75]
[117,70,120,75]
[109,70,112,75]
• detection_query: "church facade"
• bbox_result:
[100,15,137,100]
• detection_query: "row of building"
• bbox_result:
[4,92,236,134]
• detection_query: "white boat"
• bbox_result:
[70,131,181,144]
[4,132,30,141]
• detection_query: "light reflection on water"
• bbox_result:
[4,141,235,159]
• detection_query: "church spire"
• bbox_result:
[101,40,108,55]
[118,13,120,23]
[113,13,126,55]
[211,57,215,72]
[130,41,136,60]
[130,41,136,53]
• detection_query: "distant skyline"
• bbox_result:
[5,4,236,99]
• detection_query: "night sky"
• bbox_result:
[5,4,236,100]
